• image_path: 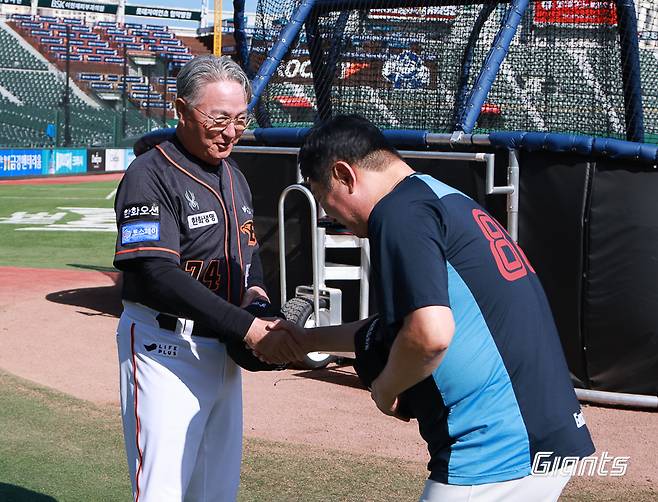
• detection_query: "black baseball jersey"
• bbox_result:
[114,137,264,313]
[369,173,594,484]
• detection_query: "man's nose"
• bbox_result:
[222,122,238,139]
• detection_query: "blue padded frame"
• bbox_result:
[488,131,658,164]
[456,0,530,133]
[615,0,645,142]
[133,127,658,165]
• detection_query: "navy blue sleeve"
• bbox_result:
[246,248,266,291]
[370,199,451,326]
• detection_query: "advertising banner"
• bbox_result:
[105,148,126,172]
[0,0,31,5]
[125,149,136,170]
[0,150,47,178]
[50,149,87,174]
[87,148,106,172]
[534,1,617,25]
[37,0,119,14]
[369,6,457,21]
[270,55,438,90]
[125,5,201,21]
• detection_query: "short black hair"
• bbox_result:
[298,114,401,189]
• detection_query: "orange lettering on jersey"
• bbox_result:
[240,220,257,246]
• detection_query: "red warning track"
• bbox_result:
[0,172,123,185]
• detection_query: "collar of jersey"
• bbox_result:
[169,134,223,175]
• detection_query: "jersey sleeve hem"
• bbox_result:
[114,246,181,264]
[389,297,451,325]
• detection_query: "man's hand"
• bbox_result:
[367,306,452,421]
[244,318,307,364]
[272,319,311,351]
[370,376,410,422]
[240,286,269,308]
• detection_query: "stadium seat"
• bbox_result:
[0,17,180,147]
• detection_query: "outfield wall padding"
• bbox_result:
[516,151,591,388]
[517,151,658,395]
[583,160,658,394]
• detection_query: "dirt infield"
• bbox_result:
[0,266,656,492]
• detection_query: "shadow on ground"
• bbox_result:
[45,266,122,318]
[0,484,57,501]
[293,362,365,390]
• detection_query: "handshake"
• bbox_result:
[228,297,312,371]
[235,300,415,423]
[245,315,309,365]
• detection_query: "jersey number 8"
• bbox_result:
[472,209,535,282]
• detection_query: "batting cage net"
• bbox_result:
[246,0,658,143]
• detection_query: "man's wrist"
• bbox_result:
[244,317,264,349]
[298,326,316,353]
[246,286,269,300]
[375,366,402,398]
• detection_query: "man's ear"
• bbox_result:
[332,161,356,193]
[174,98,187,124]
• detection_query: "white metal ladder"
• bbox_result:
[278,183,370,326]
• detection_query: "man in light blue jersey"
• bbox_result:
[287,114,595,501]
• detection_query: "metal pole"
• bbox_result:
[63,25,71,147]
[117,0,126,25]
[233,145,301,155]
[113,113,120,148]
[249,0,319,111]
[213,0,223,55]
[238,130,494,147]
[457,0,530,133]
[278,184,321,325]
[507,149,520,242]
[359,238,370,319]
[162,54,168,127]
[615,0,645,142]
[55,108,60,147]
[200,0,209,29]
[575,388,658,410]
[146,65,152,130]
[122,43,127,139]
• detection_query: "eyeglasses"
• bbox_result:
[188,103,252,133]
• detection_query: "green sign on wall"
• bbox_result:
[125,5,201,21]
[37,0,119,14]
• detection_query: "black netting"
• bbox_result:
[246,0,658,143]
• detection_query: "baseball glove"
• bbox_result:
[353,316,414,419]
[225,299,288,372]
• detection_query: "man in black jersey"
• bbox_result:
[113,55,306,502]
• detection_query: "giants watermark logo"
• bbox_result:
[532,451,630,477]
